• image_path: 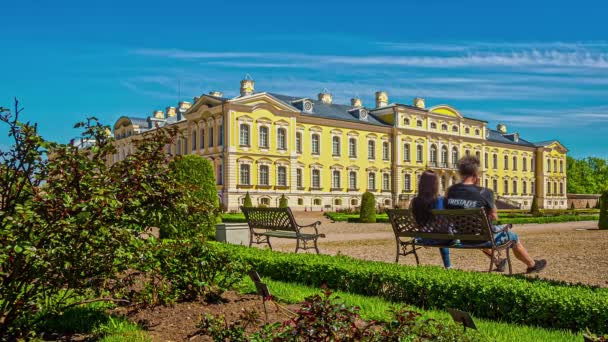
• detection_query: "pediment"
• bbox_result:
[429,105,463,119]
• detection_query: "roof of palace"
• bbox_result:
[487,130,536,147]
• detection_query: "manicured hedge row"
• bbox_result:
[497,215,599,225]
[220,213,247,223]
[216,243,608,333]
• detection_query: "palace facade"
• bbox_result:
[112,77,568,211]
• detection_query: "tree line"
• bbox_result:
[567,156,608,194]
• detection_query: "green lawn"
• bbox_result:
[239,278,580,342]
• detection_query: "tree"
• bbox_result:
[279,194,288,208]
[530,196,540,217]
[599,191,608,230]
[243,192,253,208]
[359,192,376,223]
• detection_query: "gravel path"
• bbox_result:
[268,212,608,287]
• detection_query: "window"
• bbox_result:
[465,149,471,156]
[504,155,509,170]
[475,129,480,136]
[192,130,197,151]
[349,171,357,189]
[176,138,182,155]
[553,182,557,195]
[382,173,390,191]
[559,182,563,195]
[296,132,302,153]
[259,165,269,185]
[313,198,322,206]
[531,181,535,194]
[332,136,341,156]
[260,198,270,206]
[239,124,250,146]
[296,168,303,187]
[547,181,551,194]
[298,198,303,205]
[452,148,459,166]
[312,169,320,188]
[277,128,286,150]
[351,199,358,206]
[452,125,458,133]
[404,117,410,125]
[513,156,518,171]
[553,160,557,173]
[404,143,411,161]
[404,174,411,191]
[523,181,527,195]
[513,180,518,195]
[416,145,423,163]
[430,145,437,164]
[217,163,223,185]
[382,142,389,160]
[465,127,470,134]
[335,199,342,206]
[492,179,498,192]
[441,146,448,166]
[416,120,423,127]
[349,138,357,158]
[368,140,375,159]
[560,160,563,173]
[547,159,551,172]
[208,127,214,148]
[259,126,269,148]
[200,127,205,149]
[277,166,287,186]
[368,172,376,190]
[493,154,498,169]
[523,157,527,171]
[484,152,489,168]
[240,164,250,185]
[485,179,489,188]
[312,134,320,155]
[430,122,437,129]
[504,179,509,195]
[531,158,535,172]
[475,151,481,162]
[218,124,223,145]
[441,124,448,131]
[332,170,341,188]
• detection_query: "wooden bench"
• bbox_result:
[241,207,324,254]
[386,208,515,274]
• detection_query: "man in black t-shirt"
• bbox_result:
[446,156,547,274]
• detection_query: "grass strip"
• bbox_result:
[238,278,580,342]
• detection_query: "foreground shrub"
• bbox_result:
[216,243,608,333]
[600,191,608,230]
[359,192,376,223]
[196,289,480,341]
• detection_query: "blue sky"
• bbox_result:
[1,0,608,157]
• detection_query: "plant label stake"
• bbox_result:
[254,281,271,321]
[447,308,477,332]
[248,270,262,283]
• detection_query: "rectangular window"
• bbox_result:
[208,127,214,148]
[484,153,489,168]
[382,173,390,191]
[240,164,250,185]
[404,144,410,161]
[277,166,287,186]
[349,172,357,189]
[332,171,341,188]
[349,138,357,158]
[200,128,205,149]
[513,180,518,195]
[560,160,563,173]
[382,142,389,160]
[259,126,269,148]
[404,174,411,191]
[219,124,223,145]
[493,154,498,169]
[513,156,517,171]
[523,158,527,171]
[277,129,286,150]
[259,165,269,185]
[368,172,376,190]
[296,132,302,153]
[312,134,320,155]
[332,137,341,156]
[239,124,249,146]
[368,141,375,160]
[312,169,320,188]
[493,179,498,192]
[192,130,197,151]
[416,145,423,163]
[504,155,509,170]
[296,169,302,187]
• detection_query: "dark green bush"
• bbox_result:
[359,192,376,223]
[243,192,253,208]
[279,194,288,208]
[215,243,608,333]
[599,191,608,230]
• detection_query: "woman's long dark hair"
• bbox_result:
[410,170,440,225]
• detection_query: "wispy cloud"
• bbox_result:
[466,106,608,128]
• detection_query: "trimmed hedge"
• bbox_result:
[216,243,608,333]
[220,213,247,223]
[359,192,376,223]
[497,215,598,225]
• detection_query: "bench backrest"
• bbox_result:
[386,208,492,241]
[241,207,297,232]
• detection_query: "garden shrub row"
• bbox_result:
[497,215,599,225]
[215,243,608,333]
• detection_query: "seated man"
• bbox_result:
[446,156,547,274]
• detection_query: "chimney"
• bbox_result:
[240,74,255,96]
[178,101,191,111]
[165,107,176,118]
[413,97,425,109]
[351,97,362,108]
[317,88,333,104]
[497,123,507,134]
[154,110,165,119]
[375,91,388,108]
[209,91,224,98]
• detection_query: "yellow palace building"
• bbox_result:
[112,76,568,211]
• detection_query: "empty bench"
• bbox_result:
[386,208,515,274]
[241,207,325,254]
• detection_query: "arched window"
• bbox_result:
[475,129,480,136]
[208,126,214,148]
[504,179,509,195]
[335,198,342,206]
[404,174,411,191]
[382,173,390,191]
[332,136,341,156]
[465,127,470,134]
[296,131,302,153]
[259,126,269,148]
[416,145,423,162]
[313,198,322,206]
[547,159,551,172]
[277,166,286,186]
[404,117,410,125]
[404,143,411,162]
[547,181,551,194]
[312,169,321,188]
[311,134,320,155]
[239,124,250,146]
[416,120,423,127]
[441,124,448,131]
[559,182,563,195]
[492,179,498,192]
[260,197,270,206]
[475,151,481,161]
[192,129,197,151]
[430,145,437,165]
[465,149,471,156]
[351,199,358,206]
[553,182,557,195]
[560,160,564,173]
[259,165,269,185]
[200,127,205,149]
[349,138,357,158]
[531,181,535,194]
[512,180,518,195]
[452,125,458,133]
[368,172,376,190]
[452,147,459,166]
[368,140,376,159]
[441,146,448,166]
[332,170,341,189]
[513,156,518,171]
[430,122,437,129]
[523,181,527,195]
[493,154,498,169]
[484,152,489,168]
[349,171,357,189]
[553,160,557,173]
[240,164,250,185]
[504,155,509,170]
[277,128,287,150]
[523,157,527,171]
[382,141,390,160]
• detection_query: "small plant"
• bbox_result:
[243,192,253,208]
[279,194,288,208]
[599,191,608,230]
[359,192,376,223]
